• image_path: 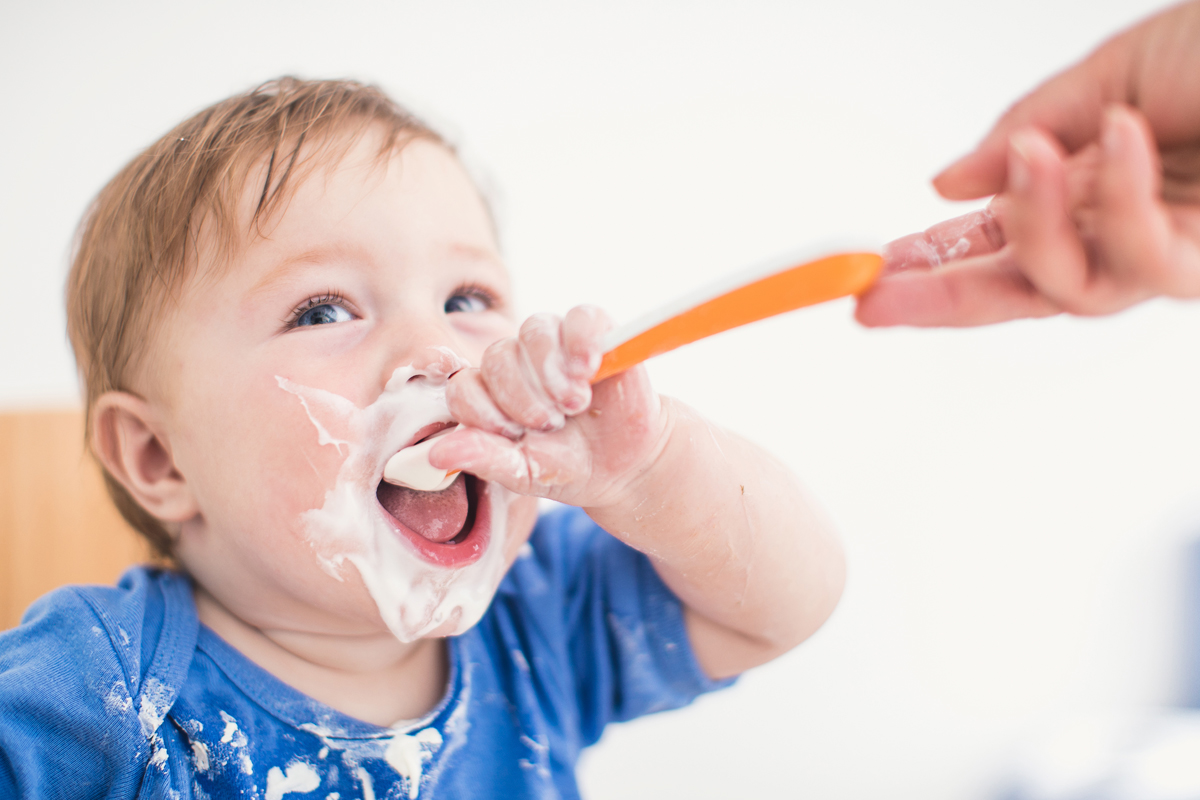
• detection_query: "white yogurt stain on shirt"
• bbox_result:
[219,710,246,746]
[300,707,466,798]
[385,728,443,799]
[104,681,133,715]
[277,351,514,643]
[191,741,210,773]
[356,767,376,800]
[138,677,171,738]
[265,761,321,800]
[217,709,253,775]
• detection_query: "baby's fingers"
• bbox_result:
[480,334,565,432]
[516,312,591,415]
[446,369,525,440]
[560,305,610,383]
[429,427,586,497]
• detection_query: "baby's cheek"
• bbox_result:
[258,437,346,512]
[253,388,352,511]
[455,314,519,367]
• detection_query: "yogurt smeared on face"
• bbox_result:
[276,350,512,643]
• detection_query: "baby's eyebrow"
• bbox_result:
[444,241,500,261]
[248,245,356,295]
[246,240,507,298]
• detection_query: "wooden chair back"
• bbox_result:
[0,410,149,630]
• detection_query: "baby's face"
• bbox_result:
[154,135,539,641]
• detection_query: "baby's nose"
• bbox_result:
[406,345,469,384]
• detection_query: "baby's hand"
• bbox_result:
[430,306,669,509]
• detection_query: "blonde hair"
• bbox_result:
[66,77,444,557]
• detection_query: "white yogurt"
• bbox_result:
[276,350,512,642]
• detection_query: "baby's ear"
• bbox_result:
[90,392,199,524]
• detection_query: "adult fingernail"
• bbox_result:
[1008,133,1033,192]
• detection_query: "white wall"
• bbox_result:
[2,1,1197,797]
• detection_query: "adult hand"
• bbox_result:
[856,0,1200,327]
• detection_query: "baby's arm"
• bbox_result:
[432,308,844,679]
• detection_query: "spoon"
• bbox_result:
[592,246,883,383]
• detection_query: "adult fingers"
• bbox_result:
[857,106,1200,327]
[857,128,1082,326]
[881,208,1007,275]
[855,250,1058,327]
[933,38,1129,201]
[858,207,1022,326]
[997,126,1101,313]
[1088,104,1187,304]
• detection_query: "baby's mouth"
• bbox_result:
[375,426,490,567]
[377,473,474,544]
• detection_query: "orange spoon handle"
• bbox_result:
[592,250,882,384]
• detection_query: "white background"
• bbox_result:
[3,1,1199,797]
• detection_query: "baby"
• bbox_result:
[0,78,844,799]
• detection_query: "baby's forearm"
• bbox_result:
[584,398,845,679]
[437,310,842,678]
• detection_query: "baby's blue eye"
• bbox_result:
[445,293,488,314]
[295,303,352,327]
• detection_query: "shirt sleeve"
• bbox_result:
[536,506,735,746]
[0,587,151,799]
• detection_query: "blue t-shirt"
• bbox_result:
[0,506,730,799]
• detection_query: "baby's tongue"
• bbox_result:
[377,475,469,543]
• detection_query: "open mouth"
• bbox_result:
[376,431,490,568]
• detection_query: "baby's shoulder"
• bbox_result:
[0,567,198,797]
[3,566,196,680]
